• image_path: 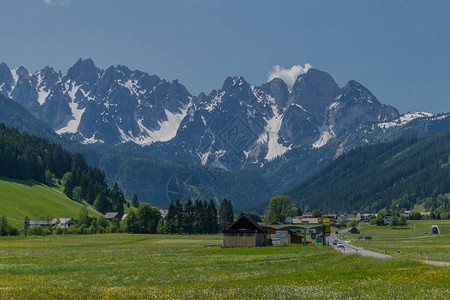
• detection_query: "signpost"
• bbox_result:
[323,218,330,245]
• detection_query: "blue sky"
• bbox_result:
[0,0,449,113]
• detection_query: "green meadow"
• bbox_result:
[340,220,450,262]
[0,234,448,299]
[0,177,101,228]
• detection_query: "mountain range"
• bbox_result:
[0,59,449,211]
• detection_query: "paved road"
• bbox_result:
[328,231,391,259]
[328,231,450,266]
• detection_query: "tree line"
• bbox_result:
[157,199,234,234]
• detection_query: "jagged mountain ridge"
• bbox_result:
[0,59,448,172]
[0,59,192,146]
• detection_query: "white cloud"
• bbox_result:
[267,64,313,88]
[43,0,71,5]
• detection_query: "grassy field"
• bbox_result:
[340,219,450,262]
[0,234,448,299]
[0,177,101,228]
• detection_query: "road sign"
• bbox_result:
[323,218,331,236]
[275,231,288,239]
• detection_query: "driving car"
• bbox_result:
[337,242,345,248]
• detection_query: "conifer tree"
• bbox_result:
[131,194,139,208]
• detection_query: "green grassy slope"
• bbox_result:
[0,177,101,228]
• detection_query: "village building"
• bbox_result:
[104,212,120,220]
[222,214,266,248]
[29,220,52,228]
[384,214,393,225]
[294,218,319,225]
[51,217,73,228]
[265,227,303,245]
[359,213,372,222]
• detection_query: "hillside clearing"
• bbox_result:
[0,177,101,228]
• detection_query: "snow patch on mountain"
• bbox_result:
[118,107,189,145]
[313,125,336,148]
[10,68,18,86]
[37,88,50,105]
[378,112,434,129]
[83,133,104,144]
[259,104,290,160]
[55,102,86,134]
[66,82,80,101]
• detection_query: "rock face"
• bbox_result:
[327,80,400,134]
[0,59,438,172]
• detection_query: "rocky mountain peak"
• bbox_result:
[222,76,249,91]
[327,80,400,134]
[65,58,99,85]
[16,66,30,79]
[341,80,380,105]
[0,63,14,93]
[289,68,341,125]
[260,78,289,108]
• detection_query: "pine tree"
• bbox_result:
[79,206,90,226]
[183,199,195,234]
[207,200,218,234]
[94,191,110,214]
[218,199,234,231]
[131,194,139,208]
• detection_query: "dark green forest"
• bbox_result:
[0,123,126,214]
[287,129,450,213]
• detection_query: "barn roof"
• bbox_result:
[104,212,119,219]
[223,214,265,234]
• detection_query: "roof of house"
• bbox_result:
[223,214,265,234]
[294,218,319,224]
[29,220,51,226]
[51,217,73,224]
[104,212,119,219]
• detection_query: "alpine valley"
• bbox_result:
[1,58,449,212]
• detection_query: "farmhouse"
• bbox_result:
[104,212,120,220]
[51,217,73,228]
[29,220,51,228]
[222,214,266,247]
[384,214,393,225]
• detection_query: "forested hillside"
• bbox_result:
[287,130,450,213]
[0,123,127,214]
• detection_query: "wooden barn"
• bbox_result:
[222,214,266,248]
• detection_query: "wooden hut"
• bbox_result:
[222,214,266,248]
